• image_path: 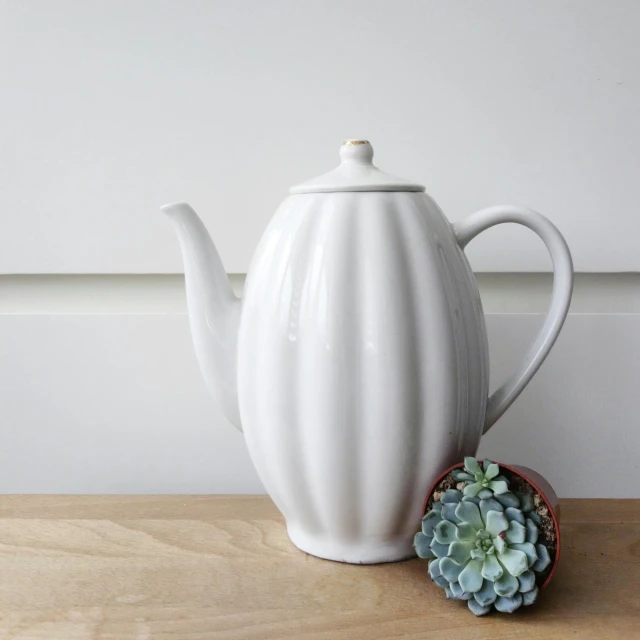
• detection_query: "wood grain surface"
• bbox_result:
[0,497,638,639]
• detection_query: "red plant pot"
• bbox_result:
[422,461,560,589]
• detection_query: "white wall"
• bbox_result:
[1,1,639,497]
[1,274,638,498]
[1,0,639,273]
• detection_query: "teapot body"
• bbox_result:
[238,191,489,563]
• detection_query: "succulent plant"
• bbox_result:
[414,459,553,616]
[452,457,509,499]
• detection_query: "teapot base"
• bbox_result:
[286,525,417,565]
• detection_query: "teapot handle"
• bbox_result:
[453,206,573,433]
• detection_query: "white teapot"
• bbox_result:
[161,140,573,564]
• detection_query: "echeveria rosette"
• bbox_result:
[414,464,553,616]
[452,457,509,499]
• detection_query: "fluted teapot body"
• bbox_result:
[161,140,573,563]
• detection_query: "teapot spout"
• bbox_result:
[161,203,242,431]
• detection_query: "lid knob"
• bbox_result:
[340,140,374,165]
[289,139,425,194]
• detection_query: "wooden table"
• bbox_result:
[0,497,638,639]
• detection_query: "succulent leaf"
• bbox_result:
[511,542,538,568]
[474,579,498,606]
[480,498,504,520]
[517,570,536,593]
[452,470,474,482]
[525,518,539,544]
[464,457,483,477]
[422,510,442,535]
[455,501,484,530]
[488,480,509,495]
[441,489,463,504]
[449,581,465,599]
[458,559,484,593]
[485,510,509,537]
[481,552,503,582]
[477,488,494,499]
[461,495,481,504]
[449,540,475,564]
[505,520,527,544]
[494,593,523,613]
[440,556,464,582]
[434,520,457,545]
[515,491,535,512]
[505,507,525,525]
[468,598,492,616]
[428,558,442,579]
[455,522,477,541]
[442,503,461,523]
[528,511,542,526]
[522,586,539,606]
[463,481,483,498]
[497,548,528,577]
[495,492,520,509]
[430,539,451,558]
[494,572,519,597]
[484,463,500,480]
[470,548,486,560]
[532,544,551,572]
[414,532,435,558]
[493,535,507,554]
[433,575,450,588]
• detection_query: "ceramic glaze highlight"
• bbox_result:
[161,141,573,563]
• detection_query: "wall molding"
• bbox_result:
[1,273,640,314]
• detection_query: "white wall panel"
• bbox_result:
[0,311,637,497]
[1,0,639,273]
[478,314,640,498]
[0,314,262,494]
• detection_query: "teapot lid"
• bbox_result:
[290,140,425,194]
